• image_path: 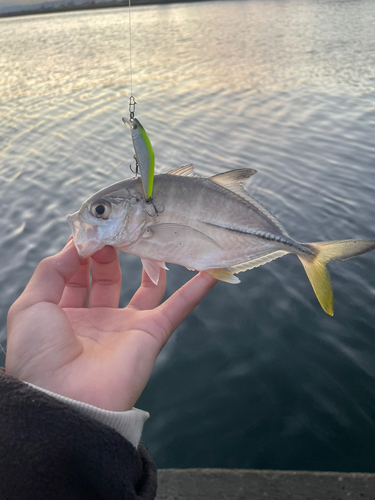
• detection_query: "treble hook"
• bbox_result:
[145,198,164,217]
[129,95,136,122]
[129,154,139,176]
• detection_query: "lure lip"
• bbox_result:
[122,116,132,129]
[122,116,144,133]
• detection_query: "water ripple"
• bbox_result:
[1,0,375,472]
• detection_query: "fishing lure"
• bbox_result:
[122,116,155,202]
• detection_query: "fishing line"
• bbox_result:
[128,0,136,120]
[128,0,132,96]
[125,0,156,206]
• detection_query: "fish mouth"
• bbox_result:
[66,212,105,259]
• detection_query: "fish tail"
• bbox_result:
[298,239,375,316]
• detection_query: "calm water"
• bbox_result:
[1,0,375,472]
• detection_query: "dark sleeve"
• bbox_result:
[0,370,157,500]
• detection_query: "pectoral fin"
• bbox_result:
[148,224,222,250]
[141,258,169,285]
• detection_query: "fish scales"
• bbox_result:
[200,220,312,256]
[152,174,284,238]
[149,174,312,263]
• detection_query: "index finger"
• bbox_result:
[11,240,80,312]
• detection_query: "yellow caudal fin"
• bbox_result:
[298,239,375,316]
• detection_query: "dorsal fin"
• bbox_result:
[209,168,257,188]
[209,169,290,238]
[167,164,198,177]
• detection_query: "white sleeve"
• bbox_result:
[26,383,149,448]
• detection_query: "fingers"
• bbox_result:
[88,246,122,308]
[11,240,80,312]
[155,272,217,341]
[59,256,91,308]
[128,267,167,311]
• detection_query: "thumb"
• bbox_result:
[11,240,81,312]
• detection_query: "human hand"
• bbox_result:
[6,240,217,411]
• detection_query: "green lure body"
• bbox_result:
[123,117,155,200]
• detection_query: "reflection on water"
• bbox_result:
[1,0,375,472]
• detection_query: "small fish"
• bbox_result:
[67,166,375,315]
[122,117,155,200]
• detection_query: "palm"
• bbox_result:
[61,306,162,410]
[6,242,217,411]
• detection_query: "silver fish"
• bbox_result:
[66,165,375,315]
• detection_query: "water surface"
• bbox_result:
[1,0,375,471]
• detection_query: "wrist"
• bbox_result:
[26,382,149,448]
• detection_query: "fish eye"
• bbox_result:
[90,200,112,219]
[133,123,138,130]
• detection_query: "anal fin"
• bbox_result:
[204,250,289,284]
[204,268,241,284]
[228,250,289,274]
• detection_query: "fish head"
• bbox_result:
[66,181,147,259]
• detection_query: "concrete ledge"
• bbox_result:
[157,469,375,500]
